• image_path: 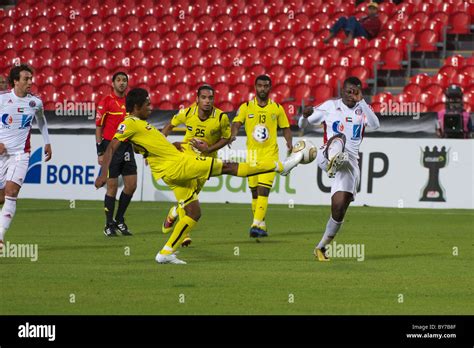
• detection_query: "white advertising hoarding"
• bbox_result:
[20,135,473,209]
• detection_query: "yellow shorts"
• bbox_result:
[162,154,223,207]
[248,171,276,190]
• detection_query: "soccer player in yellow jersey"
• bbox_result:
[230,75,293,238]
[95,88,303,264]
[160,85,231,246]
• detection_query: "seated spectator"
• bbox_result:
[324,2,382,45]
[436,85,472,139]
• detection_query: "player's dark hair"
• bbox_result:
[197,84,214,97]
[343,76,362,89]
[126,88,148,113]
[255,74,272,86]
[8,64,33,87]
[112,71,128,82]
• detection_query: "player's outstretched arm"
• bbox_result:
[161,122,174,137]
[229,121,242,146]
[359,99,380,130]
[35,105,52,161]
[95,138,121,189]
[298,106,325,129]
[282,127,293,152]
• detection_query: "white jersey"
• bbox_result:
[0,89,50,154]
[298,98,380,159]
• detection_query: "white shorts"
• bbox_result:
[0,152,30,189]
[316,145,360,200]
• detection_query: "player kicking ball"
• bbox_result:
[298,77,380,262]
[95,88,303,264]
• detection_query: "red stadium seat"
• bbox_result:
[372,92,393,104]
[410,73,431,88]
[341,47,361,62]
[247,64,266,82]
[235,31,256,51]
[215,31,235,51]
[196,31,218,50]
[254,30,275,50]
[293,84,311,104]
[415,29,438,52]
[312,84,333,105]
[218,101,234,112]
[206,65,226,85]
[349,66,370,88]
[403,83,422,97]
[227,66,246,85]
[232,83,251,105]
[308,66,327,84]
[448,11,471,34]
[452,72,473,90]
[424,84,445,101]
[281,47,300,68]
[321,46,340,61]
[380,48,402,70]
[431,102,446,112]
[438,65,458,79]
[200,48,221,68]
[272,84,291,102]
[214,83,230,98]
[232,14,252,34]
[213,14,233,34]
[269,64,286,81]
[419,92,435,108]
[295,30,314,50]
[444,55,465,68]
[460,65,474,78]
[252,14,272,33]
[431,73,451,89]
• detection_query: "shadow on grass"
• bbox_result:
[368,252,444,260]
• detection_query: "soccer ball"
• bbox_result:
[292,139,317,164]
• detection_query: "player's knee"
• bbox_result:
[124,182,137,195]
[250,188,258,199]
[184,201,201,221]
[257,186,270,197]
[106,179,118,196]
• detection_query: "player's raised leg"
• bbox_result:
[314,191,352,261]
[325,134,349,178]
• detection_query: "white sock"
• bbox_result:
[328,138,344,159]
[0,196,17,238]
[170,206,178,219]
[252,219,263,226]
[317,216,343,249]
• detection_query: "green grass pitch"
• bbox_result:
[1,199,472,315]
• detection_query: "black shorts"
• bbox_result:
[103,140,137,178]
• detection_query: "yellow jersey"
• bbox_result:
[170,104,231,158]
[233,98,290,159]
[114,115,184,179]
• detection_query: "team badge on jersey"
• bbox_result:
[252,124,269,143]
[29,100,36,107]
[355,108,362,115]
[117,123,126,134]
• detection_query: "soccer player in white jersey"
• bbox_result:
[298,77,380,261]
[0,65,52,250]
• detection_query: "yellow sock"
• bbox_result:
[237,160,282,177]
[161,215,197,255]
[251,198,257,216]
[253,196,269,223]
